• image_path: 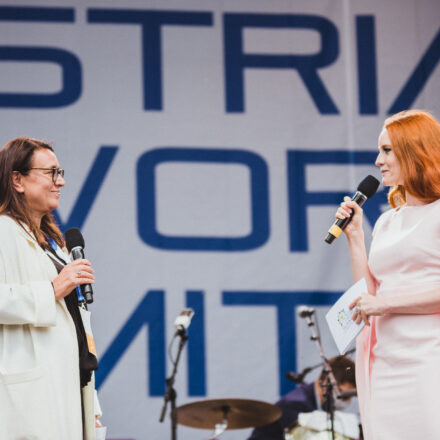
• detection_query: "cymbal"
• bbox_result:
[176,398,282,430]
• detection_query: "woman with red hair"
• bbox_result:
[336,110,440,440]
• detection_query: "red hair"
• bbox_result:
[384,110,440,208]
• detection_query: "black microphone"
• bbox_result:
[325,175,380,244]
[65,227,93,304]
[285,367,312,384]
[298,305,315,318]
[338,389,357,399]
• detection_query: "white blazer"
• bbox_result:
[0,215,83,440]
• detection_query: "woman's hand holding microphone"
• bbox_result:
[335,196,364,238]
[51,259,94,300]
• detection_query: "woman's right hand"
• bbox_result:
[51,259,95,300]
[335,196,364,237]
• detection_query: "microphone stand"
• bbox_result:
[159,328,188,440]
[322,374,335,440]
[301,312,339,440]
[286,361,323,384]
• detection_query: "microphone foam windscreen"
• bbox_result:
[357,175,380,199]
[65,227,85,252]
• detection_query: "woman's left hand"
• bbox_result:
[350,294,388,326]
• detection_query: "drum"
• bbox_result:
[285,410,359,440]
[285,426,352,440]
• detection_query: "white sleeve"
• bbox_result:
[0,244,57,327]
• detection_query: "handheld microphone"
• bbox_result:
[325,175,380,244]
[285,367,312,384]
[298,306,315,318]
[65,227,93,304]
[338,389,357,399]
[174,308,195,335]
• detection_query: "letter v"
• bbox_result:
[53,146,118,231]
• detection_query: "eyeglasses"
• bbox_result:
[28,167,65,183]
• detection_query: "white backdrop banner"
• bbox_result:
[1,0,439,438]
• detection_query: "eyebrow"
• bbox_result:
[35,162,60,168]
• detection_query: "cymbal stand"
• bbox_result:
[159,328,189,440]
[302,312,340,440]
[207,406,229,440]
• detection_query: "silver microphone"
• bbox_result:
[298,306,315,318]
[174,308,195,335]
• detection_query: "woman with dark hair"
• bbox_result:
[0,137,97,439]
[336,110,440,439]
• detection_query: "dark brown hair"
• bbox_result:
[319,355,356,387]
[0,137,65,248]
[384,110,440,207]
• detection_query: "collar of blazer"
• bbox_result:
[5,215,39,247]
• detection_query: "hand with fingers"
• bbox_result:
[349,294,388,326]
[51,259,95,300]
[335,196,364,237]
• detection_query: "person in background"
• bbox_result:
[335,110,440,439]
[0,137,98,439]
[248,355,356,440]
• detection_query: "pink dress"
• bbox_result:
[356,198,440,440]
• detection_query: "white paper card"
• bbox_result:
[325,278,367,354]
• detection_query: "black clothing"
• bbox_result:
[248,383,317,440]
[46,247,98,387]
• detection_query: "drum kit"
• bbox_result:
[176,398,280,438]
[162,308,359,440]
[175,398,357,440]
[285,425,352,440]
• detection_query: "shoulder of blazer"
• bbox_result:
[0,215,38,246]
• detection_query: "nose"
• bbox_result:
[375,152,383,167]
[55,174,65,187]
